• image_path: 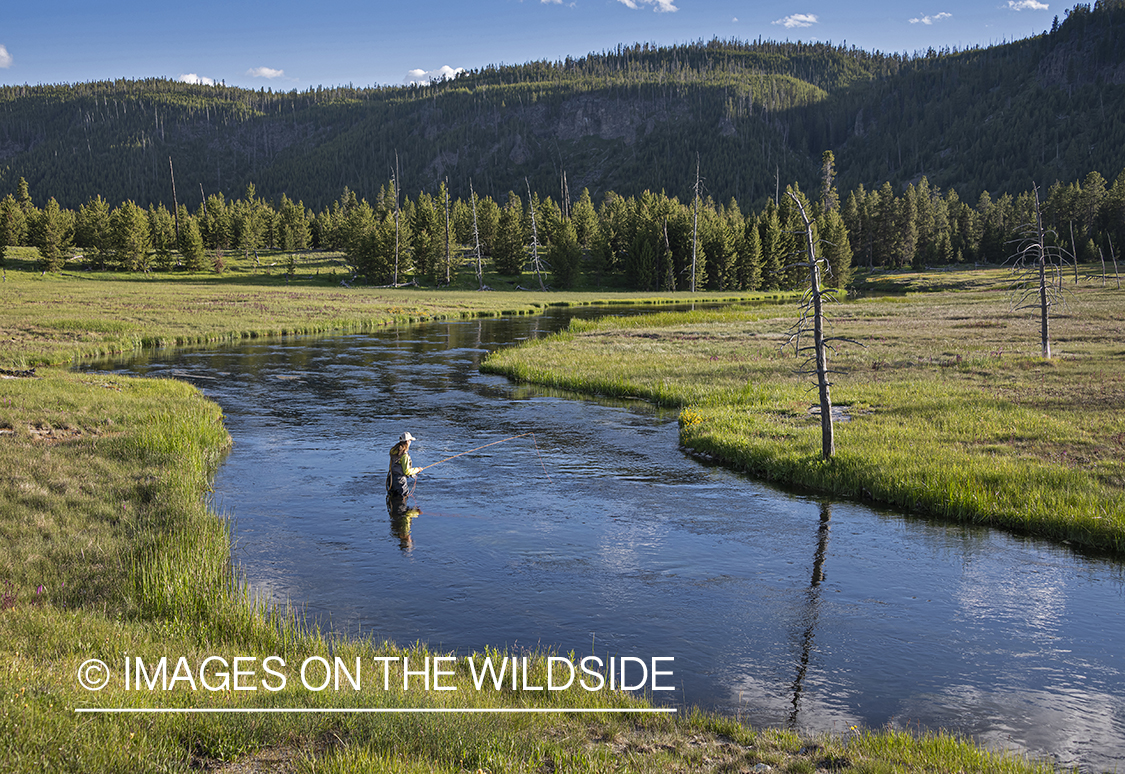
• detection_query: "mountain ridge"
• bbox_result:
[1,1,1122,210]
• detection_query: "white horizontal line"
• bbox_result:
[75,707,677,714]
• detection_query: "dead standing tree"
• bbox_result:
[1008,184,1072,359]
[784,190,855,460]
[391,153,401,286]
[469,180,490,291]
[526,178,548,291]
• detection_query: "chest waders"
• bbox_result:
[387,453,412,497]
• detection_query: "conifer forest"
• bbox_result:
[1,0,1124,290]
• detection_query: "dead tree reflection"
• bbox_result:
[788,501,832,728]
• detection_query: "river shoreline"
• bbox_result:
[482,277,1125,557]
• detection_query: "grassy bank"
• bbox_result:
[483,267,1125,555]
[0,262,1069,771]
[0,246,760,369]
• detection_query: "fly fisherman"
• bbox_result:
[386,432,421,497]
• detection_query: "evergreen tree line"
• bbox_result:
[4,159,1123,285]
[842,168,1125,268]
[0,178,310,274]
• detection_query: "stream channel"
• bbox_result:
[88,304,1125,771]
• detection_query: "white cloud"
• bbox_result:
[1008,0,1048,9]
[541,0,562,4]
[178,73,216,85]
[246,66,284,79]
[909,12,952,24]
[772,13,818,28]
[0,45,12,68]
[405,65,465,85]
[616,0,678,12]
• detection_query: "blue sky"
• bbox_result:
[1,0,1058,90]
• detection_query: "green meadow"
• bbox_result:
[0,254,1085,772]
[484,267,1125,555]
[0,246,758,370]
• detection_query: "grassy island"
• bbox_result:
[0,255,1077,772]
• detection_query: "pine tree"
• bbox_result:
[975,191,1000,262]
[737,217,763,290]
[947,189,978,263]
[594,192,633,276]
[177,216,206,271]
[571,188,600,249]
[978,191,1013,263]
[1078,170,1108,239]
[277,195,310,252]
[819,150,839,214]
[549,219,582,289]
[820,208,854,289]
[148,204,177,271]
[111,200,152,271]
[0,194,28,247]
[452,196,474,248]
[199,193,232,250]
[913,178,936,260]
[628,227,659,291]
[701,205,738,290]
[533,194,563,248]
[759,203,784,290]
[493,192,526,275]
[31,197,73,272]
[352,208,400,283]
[777,191,804,288]
[474,195,500,256]
[897,187,918,269]
[410,192,442,281]
[872,182,897,268]
[841,188,868,268]
[75,195,113,269]
[235,198,265,261]
[16,177,33,214]
[627,191,675,291]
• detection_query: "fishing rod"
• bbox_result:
[404,432,551,500]
[418,432,538,472]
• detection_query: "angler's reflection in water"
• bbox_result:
[386,494,421,552]
[788,501,832,728]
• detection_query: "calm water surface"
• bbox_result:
[92,308,1125,771]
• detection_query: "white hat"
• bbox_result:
[399,432,416,442]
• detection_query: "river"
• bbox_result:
[87,305,1125,771]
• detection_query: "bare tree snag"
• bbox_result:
[443,178,452,285]
[785,190,841,460]
[1009,184,1072,359]
[392,153,401,286]
[470,180,489,291]
[691,156,700,293]
[526,179,548,291]
[168,157,179,239]
[1109,235,1121,290]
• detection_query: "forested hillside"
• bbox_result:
[1,0,1122,213]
